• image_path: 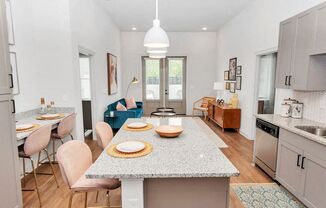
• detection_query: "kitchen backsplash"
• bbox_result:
[275,89,326,124]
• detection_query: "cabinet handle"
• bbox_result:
[301,156,306,169]
[285,76,288,86]
[297,154,301,167]
[11,99,16,114]
[9,74,14,88]
[288,76,292,86]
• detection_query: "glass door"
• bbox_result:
[142,56,187,115]
[165,57,186,114]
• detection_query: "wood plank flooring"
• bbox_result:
[22,118,272,207]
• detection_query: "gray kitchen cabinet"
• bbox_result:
[0,0,11,95]
[277,128,326,208]
[276,140,304,196]
[276,1,326,91]
[301,153,326,208]
[313,3,326,54]
[275,18,296,89]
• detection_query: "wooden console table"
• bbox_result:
[208,100,241,132]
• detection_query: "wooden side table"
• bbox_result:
[207,100,241,132]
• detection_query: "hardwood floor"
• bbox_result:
[22,119,272,207]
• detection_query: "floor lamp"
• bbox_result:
[125,77,139,98]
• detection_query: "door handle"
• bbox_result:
[9,74,14,88]
[11,99,16,114]
[301,156,305,169]
[288,76,292,86]
[297,154,301,167]
[285,76,288,86]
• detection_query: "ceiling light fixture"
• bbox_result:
[202,27,208,31]
[144,0,170,48]
[147,47,167,54]
[132,27,137,31]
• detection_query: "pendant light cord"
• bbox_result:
[156,0,158,20]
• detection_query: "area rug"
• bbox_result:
[231,183,306,208]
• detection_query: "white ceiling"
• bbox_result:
[100,0,252,32]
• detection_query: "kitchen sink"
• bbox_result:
[295,126,326,137]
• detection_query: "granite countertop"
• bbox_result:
[86,117,239,179]
[255,114,326,146]
[16,107,75,145]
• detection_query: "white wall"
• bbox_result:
[11,0,122,141]
[216,0,326,139]
[69,0,122,135]
[121,32,217,115]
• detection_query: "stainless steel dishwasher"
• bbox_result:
[254,118,279,179]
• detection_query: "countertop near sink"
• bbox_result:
[255,114,326,146]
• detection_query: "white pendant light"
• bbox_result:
[147,47,167,54]
[149,53,166,59]
[144,0,169,48]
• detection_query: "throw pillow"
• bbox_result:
[126,97,137,109]
[116,102,127,111]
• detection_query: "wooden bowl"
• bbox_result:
[155,125,184,138]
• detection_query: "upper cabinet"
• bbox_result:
[276,2,326,91]
[0,0,12,95]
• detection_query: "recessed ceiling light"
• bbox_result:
[132,27,137,31]
[202,27,208,31]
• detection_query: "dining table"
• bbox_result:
[86,117,239,208]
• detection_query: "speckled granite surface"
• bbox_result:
[255,114,326,146]
[16,107,75,146]
[86,117,239,179]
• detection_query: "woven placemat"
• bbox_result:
[123,123,154,131]
[107,141,153,158]
[36,114,65,120]
[16,124,41,133]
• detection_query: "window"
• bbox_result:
[79,57,91,100]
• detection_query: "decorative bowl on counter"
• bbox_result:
[155,125,184,138]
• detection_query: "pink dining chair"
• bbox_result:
[51,113,76,162]
[56,140,121,208]
[19,124,59,207]
[95,122,114,150]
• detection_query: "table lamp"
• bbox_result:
[213,82,225,105]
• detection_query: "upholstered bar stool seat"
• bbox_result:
[49,113,76,162]
[19,124,59,207]
[57,140,121,208]
[72,176,120,191]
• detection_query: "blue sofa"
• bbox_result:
[104,99,143,129]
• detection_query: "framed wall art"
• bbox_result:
[224,71,229,80]
[225,82,230,90]
[229,82,235,93]
[107,53,118,95]
[236,66,242,75]
[236,76,242,90]
[229,58,237,81]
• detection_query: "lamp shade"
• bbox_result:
[149,53,166,59]
[214,82,224,90]
[144,20,170,48]
[147,47,168,54]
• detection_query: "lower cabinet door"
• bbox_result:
[276,141,304,197]
[301,154,326,208]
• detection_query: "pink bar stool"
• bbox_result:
[51,113,76,162]
[19,124,59,207]
[56,140,121,208]
[95,122,114,150]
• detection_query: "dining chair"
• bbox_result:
[50,113,76,162]
[95,122,114,150]
[19,124,59,207]
[56,140,121,208]
[192,97,215,120]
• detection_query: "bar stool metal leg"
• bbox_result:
[44,149,59,187]
[30,158,42,207]
[84,192,88,208]
[52,139,56,162]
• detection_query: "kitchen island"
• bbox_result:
[86,117,239,208]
